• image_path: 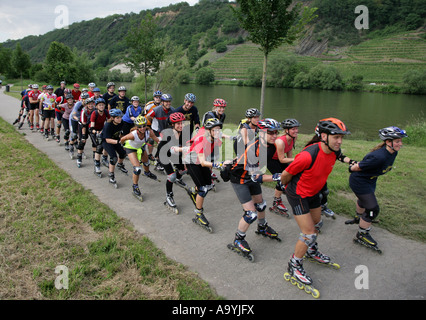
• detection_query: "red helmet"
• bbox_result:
[73,83,80,89]
[169,112,186,123]
[213,98,227,107]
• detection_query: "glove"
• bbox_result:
[251,174,263,183]
[272,173,281,181]
[212,161,223,169]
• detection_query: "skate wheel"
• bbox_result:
[247,253,255,263]
[310,288,320,299]
[283,273,291,282]
[331,263,340,269]
[205,226,213,233]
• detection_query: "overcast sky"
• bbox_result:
[0,0,199,43]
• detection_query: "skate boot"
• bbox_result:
[154,161,164,173]
[30,124,34,131]
[13,118,19,125]
[284,256,320,299]
[227,232,254,262]
[269,197,289,218]
[44,129,50,140]
[144,170,160,182]
[174,178,188,189]
[192,208,212,233]
[117,163,128,175]
[76,155,82,168]
[305,243,340,269]
[255,223,281,242]
[211,171,220,183]
[18,122,23,130]
[186,186,197,207]
[132,184,143,202]
[36,123,40,131]
[321,203,336,219]
[94,161,102,178]
[354,229,382,254]
[164,192,178,214]
[101,156,109,168]
[108,172,118,189]
[56,135,60,144]
[69,144,75,159]
[64,141,70,151]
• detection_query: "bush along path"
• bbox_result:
[1,88,425,300]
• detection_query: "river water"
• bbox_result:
[167,84,425,139]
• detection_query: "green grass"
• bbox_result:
[222,123,426,243]
[0,117,221,300]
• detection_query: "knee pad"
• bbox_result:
[133,166,142,176]
[243,210,258,225]
[362,205,380,223]
[71,132,78,142]
[110,157,118,166]
[77,140,86,150]
[56,123,61,128]
[96,144,103,154]
[254,200,267,212]
[142,161,150,168]
[197,185,209,198]
[167,172,177,183]
[299,233,317,248]
[64,129,70,140]
[314,219,323,233]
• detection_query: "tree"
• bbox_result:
[195,67,215,85]
[124,13,165,104]
[11,43,31,89]
[44,41,75,84]
[231,0,317,115]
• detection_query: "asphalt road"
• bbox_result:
[1,87,425,300]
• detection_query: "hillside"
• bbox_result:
[1,0,425,86]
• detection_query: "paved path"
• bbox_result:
[1,88,425,300]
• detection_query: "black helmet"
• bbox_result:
[204,118,222,130]
[282,118,301,129]
[245,108,261,118]
[316,118,350,136]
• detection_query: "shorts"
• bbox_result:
[30,103,39,111]
[285,191,321,216]
[43,109,55,119]
[231,180,262,204]
[187,164,211,189]
[55,111,63,121]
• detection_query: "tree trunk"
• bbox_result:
[260,53,268,117]
[144,72,148,105]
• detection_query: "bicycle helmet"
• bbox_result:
[95,98,105,105]
[316,118,350,136]
[184,93,196,103]
[80,92,89,100]
[118,86,126,91]
[106,82,115,89]
[32,84,39,89]
[161,93,172,102]
[204,118,223,130]
[213,98,227,107]
[109,108,123,117]
[169,112,186,123]
[65,94,74,100]
[131,96,140,101]
[134,115,147,127]
[282,118,301,129]
[245,108,261,118]
[88,82,96,87]
[153,90,162,97]
[85,97,95,104]
[46,85,54,90]
[73,83,80,89]
[257,118,281,132]
[379,126,407,140]
[93,87,101,93]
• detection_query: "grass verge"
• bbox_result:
[0,117,221,300]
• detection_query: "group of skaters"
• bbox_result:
[12,81,407,298]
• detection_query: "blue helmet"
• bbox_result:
[379,126,407,140]
[184,93,196,103]
[109,108,123,117]
[153,90,162,97]
[161,93,172,102]
[95,98,106,105]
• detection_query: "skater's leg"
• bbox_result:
[293,211,317,259]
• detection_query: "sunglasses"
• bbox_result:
[267,131,278,135]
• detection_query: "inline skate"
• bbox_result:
[304,244,340,269]
[164,192,178,214]
[269,197,289,218]
[227,232,254,262]
[192,208,212,233]
[353,230,382,254]
[321,203,336,219]
[132,184,143,202]
[94,162,102,178]
[108,172,118,189]
[117,163,128,175]
[283,257,320,299]
[255,223,281,242]
[144,170,160,182]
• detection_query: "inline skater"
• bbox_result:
[108,86,130,113]
[90,98,110,177]
[76,97,95,167]
[87,82,96,98]
[146,93,175,172]
[54,81,66,98]
[13,85,31,129]
[39,85,57,140]
[102,108,128,188]
[185,118,231,232]
[28,84,42,131]
[71,83,81,102]
[69,92,89,159]
[174,93,200,137]
[233,108,261,156]
[201,98,227,126]
[157,112,192,214]
[59,94,75,150]
[120,115,161,201]
[144,90,162,161]
[268,118,300,216]
[122,96,143,136]
[227,118,282,262]
[346,126,407,253]
[102,82,116,107]
[281,118,352,297]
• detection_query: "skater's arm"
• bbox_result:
[276,139,294,164]
[281,170,293,185]
[120,132,134,144]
